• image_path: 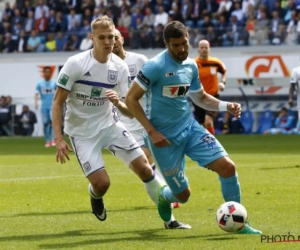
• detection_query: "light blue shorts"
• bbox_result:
[145,119,228,194]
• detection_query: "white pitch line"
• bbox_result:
[0,161,298,183]
[0,174,82,182]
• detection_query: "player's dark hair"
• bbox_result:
[163,21,187,43]
[43,66,51,72]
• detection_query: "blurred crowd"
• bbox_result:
[1,0,300,53]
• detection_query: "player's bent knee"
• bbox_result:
[91,179,110,195]
[174,188,191,203]
[219,158,236,178]
[130,155,153,180]
[88,170,110,195]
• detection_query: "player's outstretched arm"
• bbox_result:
[52,87,73,164]
[188,89,241,118]
[105,90,133,118]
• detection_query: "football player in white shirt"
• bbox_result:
[289,65,300,118]
[52,16,167,226]
[112,30,189,229]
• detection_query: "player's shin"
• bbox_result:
[219,172,241,203]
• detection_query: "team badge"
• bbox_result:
[200,133,216,150]
[128,64,136,75]
[82,162,91,172]
[107,70,118,83]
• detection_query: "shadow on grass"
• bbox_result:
[11,206,155,217]
[0,228,227,247]
[260,165,300,170]
[38,232,229,249]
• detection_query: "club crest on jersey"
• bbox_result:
[200,134,216,150]
[128,64,136,75]
[108,70,118,83]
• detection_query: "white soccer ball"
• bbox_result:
[216,201,247,232]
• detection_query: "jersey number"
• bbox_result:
[172,170,185,187]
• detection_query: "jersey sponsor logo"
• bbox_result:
[128,64,137,75]
[200,133,216,150]
[41,88,55,94]
[91,87,102,97]
[57,73,69,86]
[84,71,91,76]
[108,70,118,83]
[166,72,175,77]
[137,70,150,85]
[245,56,290,78]
[162,84,190,98]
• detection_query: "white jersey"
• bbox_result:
[290,66,300,115]
[120,51,148,132]
[57,49,131,138]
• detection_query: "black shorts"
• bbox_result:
[192,94,220,124]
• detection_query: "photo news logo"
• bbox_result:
[261,233,300,243]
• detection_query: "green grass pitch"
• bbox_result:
[0,135,300,250]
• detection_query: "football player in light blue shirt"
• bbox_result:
[35,66,57,147]
[125,21,262,234]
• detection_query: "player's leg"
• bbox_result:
[204,112,217,135]
[145,134,192,228]
[69,135,108,221]
[186,121,262,234]
[131,129,180,209]
[109,122,189,229]
[41,108,51,147]
[49,107,55,146]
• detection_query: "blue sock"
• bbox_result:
[219,173,241,203]
[160,186,181,203]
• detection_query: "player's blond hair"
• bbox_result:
[91,15,115,33]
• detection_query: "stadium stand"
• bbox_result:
[1,0,300,53]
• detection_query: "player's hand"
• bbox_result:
[219,82,225,91]
[106,90,120,106]
[288,98,294,107]
[55,139,73,164]
[149,130,171,148]
[227,103,241,119]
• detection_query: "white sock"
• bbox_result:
[151,163,166,185]
[144,173,176,223]
[88,183,102,199]
[143,174,164,206]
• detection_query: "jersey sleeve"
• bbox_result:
[290,68,297,84]
[134,60,158,91]
[56,57,79,91]
[119,65,131,98]
[189,62,202,93]
[216,58,226,74]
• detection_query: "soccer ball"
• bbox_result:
[216,201,247,232]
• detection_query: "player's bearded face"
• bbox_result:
[113,34,123,53]
[92,27,115,54]
[167,36,189,62]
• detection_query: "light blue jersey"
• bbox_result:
[36,80,56,110]
[134,50,228,194]
[135,50,202,138]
